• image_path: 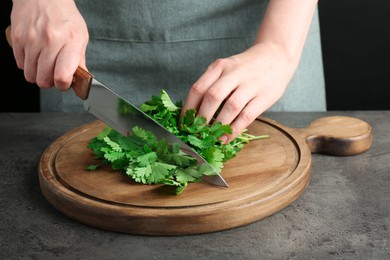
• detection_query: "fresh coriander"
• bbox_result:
[87,89,269,195]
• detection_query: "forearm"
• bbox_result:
[255,0,319,65]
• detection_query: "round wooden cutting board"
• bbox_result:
[39,116,372,235]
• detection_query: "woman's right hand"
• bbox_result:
[10,0,89,91]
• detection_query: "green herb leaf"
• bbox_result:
[87,89,269,195]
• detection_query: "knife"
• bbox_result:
[5,26,228,187]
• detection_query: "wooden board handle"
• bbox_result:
[5,25,92,100]
[294,116,373,156]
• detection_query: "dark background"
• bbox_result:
[1,1,389,112]
[319,0,390,110]
[2,1,40,112]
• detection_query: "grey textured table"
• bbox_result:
[0,111,389,260]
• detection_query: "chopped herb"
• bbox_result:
[87,89,269,194]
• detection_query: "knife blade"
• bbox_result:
[5,26,228,188]
[73,67,229,187]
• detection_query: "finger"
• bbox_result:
[22,44,40,84]
[14,28,40,84]
[78,52,87,71]
[213,84,255,126]
[53,43,86,91]
[10,28,26,70]
[181,59,224,117]
[196,77,238,124]
[224,96,265,143]
[36,44,64,89]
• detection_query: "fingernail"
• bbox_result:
[219,135,228,144]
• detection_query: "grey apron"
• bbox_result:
[41,0,326,112]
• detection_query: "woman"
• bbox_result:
[9,0,325,143]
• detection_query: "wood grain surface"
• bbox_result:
[39,116,372,235]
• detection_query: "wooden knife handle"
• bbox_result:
[5,26,12,48]
[5,25,91,100]
[71,67,92,100]
[294,116,373,156]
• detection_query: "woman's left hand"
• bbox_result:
[181,43,296,144]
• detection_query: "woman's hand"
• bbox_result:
[181,0,318,144]
[10,0,89,91]
[181,43,297,144]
